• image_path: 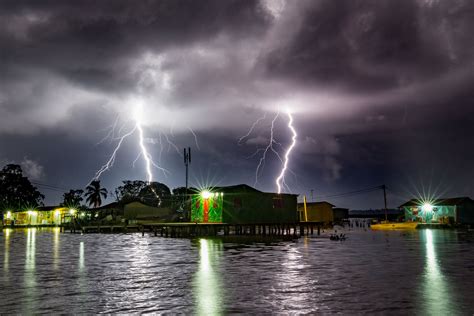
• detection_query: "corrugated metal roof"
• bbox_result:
[208,184,298,196]
[211,184,263,193]
[399,197,473,208]
[297,201,335,207]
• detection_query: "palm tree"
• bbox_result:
[85,180,108,208]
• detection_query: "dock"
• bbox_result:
[78,222,325,238]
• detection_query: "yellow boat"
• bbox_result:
[371,221,418,230]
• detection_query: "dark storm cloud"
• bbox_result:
[0,0,270,92]
[263,0,474,92]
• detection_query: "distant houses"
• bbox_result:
[400,197,474,224]
[2,206,80,226]
[4,186,472,228]
[191,184,298,224]
[297,201,349,224]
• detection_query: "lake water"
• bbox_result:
[1,227,473,314]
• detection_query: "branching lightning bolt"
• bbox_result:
[239,108,298,193]
[254,111,283,187]
[238,112,267,145]
[275,111,297,194]
[92,102,169,184]
[93,126,137,180]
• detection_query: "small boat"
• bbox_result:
[371,221,418,230]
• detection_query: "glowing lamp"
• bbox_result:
[69,209,76,215]
[80,212,86,217]
[55,210,60,216]
[201,190,211,199]
[27,210,34,215]
[6,211,12,219]
[421,203,434,213]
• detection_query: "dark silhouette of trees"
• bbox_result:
[0,164,44,211]
[172,187,199,196]
[114,180,147,202]
[60,189,84,208]
[114,180,172,207]
[85,180,107,208]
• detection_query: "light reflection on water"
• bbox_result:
[422,230,452,314]
[3,228,10,273]
[24,228,37,314]
[194,239,224,315]
[0,228,473,314]
[53,227,59,270]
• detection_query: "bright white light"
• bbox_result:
[201,190,211,199]
[27,210,34,215]
[275,110,297,194]
[92,96,169,184]
[422,203,434,213]
[6,211,12,219]
[69,209,76,215]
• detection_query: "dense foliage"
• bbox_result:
[60,189,84,208]
[0,164,44,211]
[114,180,172,207]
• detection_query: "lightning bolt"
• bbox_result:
[93,125,137,180]
[92,100,169,184]
[238,112,267,145]
[239,108,298,193]
[254,111,283,187]
[275,110,297,194]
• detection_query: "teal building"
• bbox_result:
[400,197,474,224]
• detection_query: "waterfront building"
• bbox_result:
[123,201,172,222]
[2,206,78,226]
[297,201,335,223]
[191,184,298,224]
[400,197,474,224]
[333,207,349,222]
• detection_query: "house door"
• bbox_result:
[203,199,209,223]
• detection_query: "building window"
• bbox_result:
[273,198,283,208]
[234,198,242,209]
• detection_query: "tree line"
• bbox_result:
[0,164,197,212]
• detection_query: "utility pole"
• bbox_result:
[184,147,191,219]
[382,184,388,221]
[184,147,191,193]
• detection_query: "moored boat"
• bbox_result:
[371,221,418,230]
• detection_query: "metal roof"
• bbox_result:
[399,197,473,208]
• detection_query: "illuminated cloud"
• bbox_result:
[0,0,473,206]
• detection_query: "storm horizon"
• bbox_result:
[1,0,473,209]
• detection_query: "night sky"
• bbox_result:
[1,0,473,209]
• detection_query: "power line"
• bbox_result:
[316,185,384,199]
[30,181,71,193]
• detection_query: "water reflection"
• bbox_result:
[3,228,11,273]
[277,245,314,311]
[24,228,37,313]
[25,228,36,272]
[422,230,452,314]
[194,239,224,316]
[53,227,60,270]
[79,241,85,271]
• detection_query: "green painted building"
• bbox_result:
[400,197,474,224]
[191,184,298,224]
